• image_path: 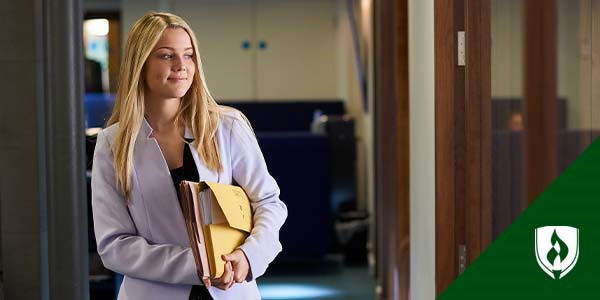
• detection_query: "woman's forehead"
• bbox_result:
[153,28,193,51]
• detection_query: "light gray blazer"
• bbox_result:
[91,110,287,300]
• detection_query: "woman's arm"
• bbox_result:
[229,113,288,281]
[91,130,201,285]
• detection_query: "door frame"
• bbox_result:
[374,0,409,299]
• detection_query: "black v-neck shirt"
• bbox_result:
[168,143,214,300]
[169,143,199,204]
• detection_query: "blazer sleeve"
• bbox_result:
[230,113,288,281]
[91,130,201,285]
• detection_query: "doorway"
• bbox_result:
[434,0,600,295]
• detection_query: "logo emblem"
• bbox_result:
[535,226,579,279]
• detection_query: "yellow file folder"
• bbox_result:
[180,181,253,279]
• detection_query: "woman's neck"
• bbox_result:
[144,96,182,132]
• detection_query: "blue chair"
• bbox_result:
[85,93,115,128]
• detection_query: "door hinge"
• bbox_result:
[457,31,466,66]
[458,244,467,274]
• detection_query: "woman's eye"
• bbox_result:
[160,54,173,59]
[184,54,194,59]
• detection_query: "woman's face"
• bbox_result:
[144,28,196,100]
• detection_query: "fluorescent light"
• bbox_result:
[259,283,340,299]
[84,19,109,36]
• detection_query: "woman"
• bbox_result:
[91,12,287,300]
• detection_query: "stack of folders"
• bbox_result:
[179,181,253,279]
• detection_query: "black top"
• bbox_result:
[169,143,214,299]
[169,143,200,205]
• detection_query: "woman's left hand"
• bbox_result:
[222,249,250,283]
[204,261,235,290]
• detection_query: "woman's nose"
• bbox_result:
[173,57,186,71]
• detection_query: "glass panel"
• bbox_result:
[83,19,109,93]
[556,0,597,173]
[490,0,598,241]
[491,0,525,239]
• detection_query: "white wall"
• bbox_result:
[409,0,436,299]
[362,0,376,259]
[335,0,373,213]
[122,0,339,100]
[121,0,175,48]
[331,0,375,272]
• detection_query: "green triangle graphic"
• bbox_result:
[439,139,600,299]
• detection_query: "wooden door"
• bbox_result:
[434,0,600,296]
[434,0,492,294]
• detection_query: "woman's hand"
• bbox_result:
[222,249,250,283]
[203,261,235,290]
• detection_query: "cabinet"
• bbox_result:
[173,0,338,100]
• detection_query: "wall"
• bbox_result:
[0,2,43,298]
[335,0,373,213]
[122,0,339,100]
[121,0,174,48]
[409,0,436,299]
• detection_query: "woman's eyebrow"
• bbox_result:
[155,46,194,51]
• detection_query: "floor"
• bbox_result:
[90,259,376,300]
[257,257,377,300]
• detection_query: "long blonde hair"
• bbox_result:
[107,12,223,200]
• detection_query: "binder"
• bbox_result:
[179,181,253,279]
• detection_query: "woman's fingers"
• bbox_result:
[202,277,211,288]
[223,250,250,283]
[211,261,234,290]
[222,261,233,284]
[226,271,235,289]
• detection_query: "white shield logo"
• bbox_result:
[535,226,579,279]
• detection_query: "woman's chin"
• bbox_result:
[149,86,192,99]
[163,90,190,99]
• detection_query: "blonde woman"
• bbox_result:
[91,12,287,300]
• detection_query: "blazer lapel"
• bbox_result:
[184,127,220,183]
[132,118,188,245]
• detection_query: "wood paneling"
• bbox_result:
[375,0,409,299]
[396,0,410,299]
[479,0,492,250]
[465,0,492,261]
[523,0,558,205]
[435,0,458,293]
[108,18,120,93]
